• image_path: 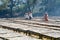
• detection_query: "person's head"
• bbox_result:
[28,11,32,14]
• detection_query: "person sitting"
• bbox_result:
[24,13,29,20]
[28,12,33,20]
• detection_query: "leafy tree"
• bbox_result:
[0,0,9,10]
[26,0,37,12]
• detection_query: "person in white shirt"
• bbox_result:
[24,13,29,20]
[28,12,33,20]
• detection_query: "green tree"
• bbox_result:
[26,0,37,12]
[0,0,9,10]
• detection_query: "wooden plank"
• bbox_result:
[0,28,41,40]
[14,19,60,27]
[0,22,60,39]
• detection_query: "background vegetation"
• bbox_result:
[0,0,60,17]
